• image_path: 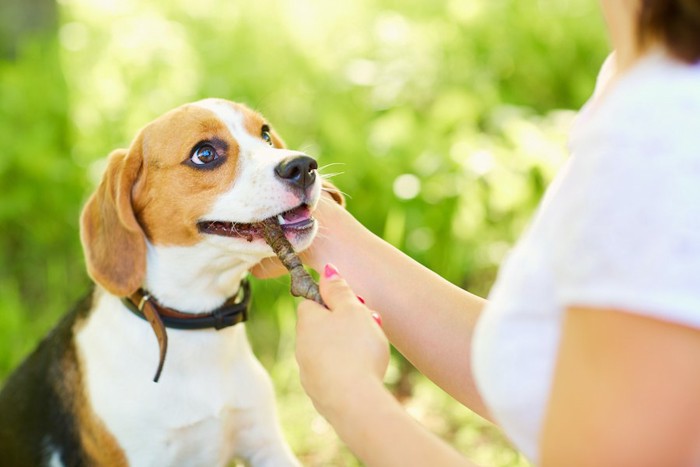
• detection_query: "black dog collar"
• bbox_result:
[123,279,250,330]
[121,279,251,382]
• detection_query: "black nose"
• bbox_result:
[275,155,318,190]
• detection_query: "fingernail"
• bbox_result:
[324,263,341,279]
[356,295,366,304]
[371,312,382,327]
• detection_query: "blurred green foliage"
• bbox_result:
[0,0,608,464]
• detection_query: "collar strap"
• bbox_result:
[123,279,250,330]
[121,279,251,382]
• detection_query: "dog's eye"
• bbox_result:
[261,125,273,146]
[191,144,218,165]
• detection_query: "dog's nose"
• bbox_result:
[274,155,318,190]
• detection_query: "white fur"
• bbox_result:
[143,241,257,312]
[45,441,63,467]
[77,291,298,466]
[75,100,315,466]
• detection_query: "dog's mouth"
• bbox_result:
[197,204,315,242]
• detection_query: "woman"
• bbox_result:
[255,1,700,465]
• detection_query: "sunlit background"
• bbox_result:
[0,0,608,464]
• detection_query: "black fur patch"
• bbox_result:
[0,289,95,467]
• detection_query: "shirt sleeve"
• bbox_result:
[553,85,700,328]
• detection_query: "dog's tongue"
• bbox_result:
[281,205,311,224]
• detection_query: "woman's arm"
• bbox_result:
[258,198,491,419]
[295,268,478,466]
[540,307,700,466]
[320,377,477,467]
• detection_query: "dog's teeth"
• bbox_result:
[277,214,286,225]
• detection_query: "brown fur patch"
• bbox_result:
[130,105,243,246]
[61,310,127,465]
[268,126,286,149]
[322,179,346,206]
[240,106,285,149]
[73,364,128,465]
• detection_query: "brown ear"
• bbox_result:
[80,143,146,297]
[321,179,345,207]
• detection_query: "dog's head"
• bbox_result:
[80,98,343,297]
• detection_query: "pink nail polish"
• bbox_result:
[324,263,340,279]
[356,295,366,304]
[371,312,382,327]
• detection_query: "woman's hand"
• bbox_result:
[295,263,389,418]
[295,264,478,467]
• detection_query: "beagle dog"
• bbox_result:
[0,98,342,466]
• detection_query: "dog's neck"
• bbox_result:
[143,241,265,313]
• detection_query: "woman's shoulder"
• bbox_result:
[595,50,700,131]
[572,49,700,157]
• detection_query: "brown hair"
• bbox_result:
[638,0,700,63]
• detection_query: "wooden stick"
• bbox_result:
[260,218,324,306]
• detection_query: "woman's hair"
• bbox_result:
[638,0,700,63]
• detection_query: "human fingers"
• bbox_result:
[295,292,389,414]
[319,263,383,326]
[319,264,363,311]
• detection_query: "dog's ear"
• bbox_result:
[80,141,146,297]
[321,179,345,207]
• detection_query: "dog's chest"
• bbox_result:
[75,290,278,466]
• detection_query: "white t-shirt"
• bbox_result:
[472,50,700,463]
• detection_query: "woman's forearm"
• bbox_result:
[310,203,491,420]
[324,377,478,467]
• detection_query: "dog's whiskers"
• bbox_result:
[320,172,344,180]
[319,162,346,171]
[321,188,352,200]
